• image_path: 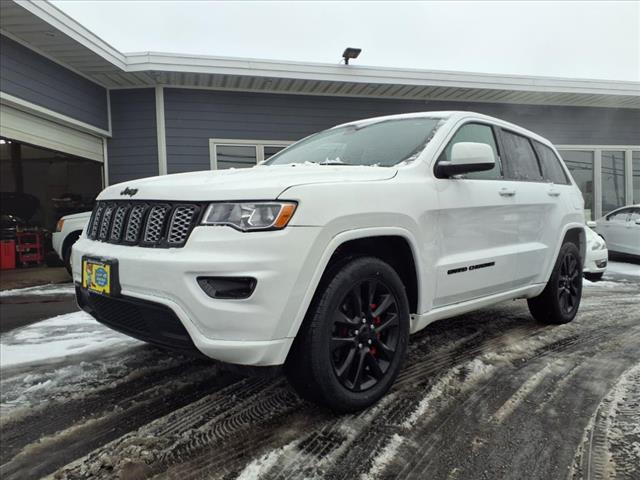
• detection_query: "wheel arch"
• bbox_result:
[62,230,82,260]
[286,227,423,339]
[543,223,586,283]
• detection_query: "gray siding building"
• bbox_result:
[1,0,639,227]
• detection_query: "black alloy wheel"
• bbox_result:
[557,251,580,315]
[285,256,410,412]
[528,241,582,325]
[330,279,400,392]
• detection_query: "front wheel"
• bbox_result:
[285,256,410,413]
[528,242,582,324]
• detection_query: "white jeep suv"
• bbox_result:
[73,112,586,412]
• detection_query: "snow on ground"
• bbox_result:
[0,283,76,297]
[583,279,623,288]
[0,311,139,368]
[606,260,640,277]
[361,433,404,480]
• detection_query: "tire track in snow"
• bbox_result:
[571,363,640,480]
[4,284,637,480]
[0,354,225,463]
[385,311,640,480]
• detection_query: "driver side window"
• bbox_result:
[439,123,502,180]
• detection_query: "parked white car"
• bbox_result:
[583,224,608,281]
[72,111,586,411]
[52,211,91,272]
[594,205,640,258]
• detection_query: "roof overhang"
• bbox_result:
[2,0,639,108]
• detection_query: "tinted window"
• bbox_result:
[501,130,543,182]
[265,117,443,167]
[439,123,501,179]
[606,208,631,221]
[629,208,640,221]
[533,141,569,184]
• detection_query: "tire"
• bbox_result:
[528,242,583,324]
[285,256,410,413]
[584,272,604,282]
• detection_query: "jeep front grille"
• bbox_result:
[87,201,203,248]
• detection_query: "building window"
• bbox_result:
[209,139,294,170]
[560,150,594,220]
[601,150,626,214]
[633,151,640,205]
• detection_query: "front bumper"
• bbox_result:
[583,248,608,274]
[72,225,323,366]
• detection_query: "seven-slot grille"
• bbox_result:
[87,201,202,248]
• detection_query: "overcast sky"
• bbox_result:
[51,0,639,82]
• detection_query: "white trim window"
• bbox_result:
[209,139,294,170]
[556,145,640,219]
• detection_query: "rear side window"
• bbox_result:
[501,130,543,182]
[439,123,501,179]
[533,141,570,185]
[606,208,631,221]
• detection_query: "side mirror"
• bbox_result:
[435,142,496,178]
[586,221,597,228]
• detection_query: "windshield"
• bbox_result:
[264,117,444,167]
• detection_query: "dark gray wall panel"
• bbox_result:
[107,89,158,184]
[164,88,640,174]
[0,34,108,130]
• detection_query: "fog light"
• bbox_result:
[595,260,607,268]
[197,277,257,299]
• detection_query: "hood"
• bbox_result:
[99,164,397,201]
[62,211,93,221]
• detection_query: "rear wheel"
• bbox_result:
[528,242,582,324]
[285,256,410,412]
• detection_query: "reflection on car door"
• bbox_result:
[624,209,640,255]
[600,209,629,253]
[432,122,519,307]
[499,132,571,287]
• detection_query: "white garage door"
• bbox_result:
[0,104,104,162]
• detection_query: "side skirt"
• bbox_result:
[410,283,545,334]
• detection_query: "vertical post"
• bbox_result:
[102,137,109,187]
[10,141,23,193]
[155,86,167,176]
[593,149,602,219]
[624,149,633,205]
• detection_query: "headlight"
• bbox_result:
[201,202,297,231]
[591,236,605,250]
[55,219,65,232]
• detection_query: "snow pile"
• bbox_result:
[0,311,139,368]
[0,283,75,297]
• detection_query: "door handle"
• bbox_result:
[499,188,516,197]
[547,189,561,197]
